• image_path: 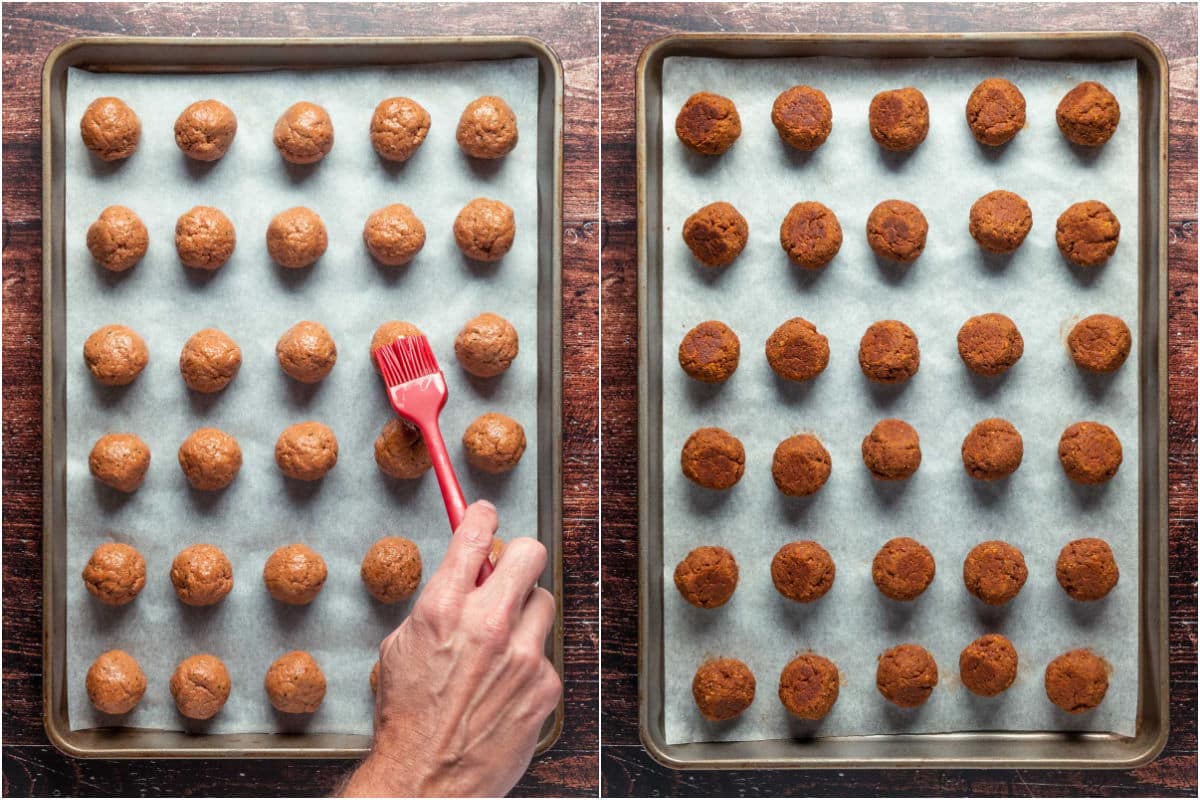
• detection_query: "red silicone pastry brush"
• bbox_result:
[374,335,493,582]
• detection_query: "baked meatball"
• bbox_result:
[680,427,744,490]
[771,85,832,151]
[361,536,422,603]
[675,92,741,155]
[276,321,337,383]
[80,97,140,161]
[961,418,1024,480]
[265,651,326,714]
[678,320,739,383]
[1068,314,1132,373]
[765,317,829,382]
[1058,421,1122,484]
[179,328,241,393]
[86,650,146,714]
[858,320,919,383]
[455,313,518,378]
[453,198,515,262]
[869,88,929,151]
[872,537,935,601]
[1045,649,1109,712]
[778,654,839,719]
[866,200,928,263]
[263,543,327,605]
[371,96,431,162]
[960,634,1018,697]
[177,427,242,491]
[273,101,334,164]
[83,324,148,386]
[771,435,831,497]
[82,542,146,606]
[89,433,150,493]
[682,202,749,267]
[1057,82,1120,147]
[957,313,1024,376]
[779,201,842,269]
[673,545,738,609]
[171,544,233,606]
[692,659,755,721]
[876,644,938,707]
[969,190,1033,253]
[1056,538,1119,601]
[175,206,236,270]
[375,418,432,479]
[462,412,526,473]
[965,78,1026,146]
[456,95,518,159]
[87,206,148,272]
[275,421,338,481]
[174,99,237,161]
[963,540,1027,605]
[266,207,327,269]
[170,654,231,720]
[1056,201,1120,267]
[861,419,921,481]
[369,320,423,374]
[363,203,426,266]
[771,541,835,602]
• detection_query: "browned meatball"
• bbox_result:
[1056,82,1120,147]
[86,650,146,714]
[179,328,241,393]
[363,204,426,266]
[375,419,432,479]
[170,654,230,720]
[678,321,739,383]
[961,418,1023,481]
[263,543,327,605]
[177,427,242,491]
[680,427,744,490]
[80,97,140,161]
[965,78,1026,146]
[1067,315,1131,373]
[175,206,236,270]
[960,634,1018,697]
[265,651,326,714]
[771,435,832,497]
[89,433,150,493]
[1045,649,1109,712]
[1056,201,1120,267]
[170,544,233,607]
[771,85,833,151]
[872,537,935,601]
[869,88,929,151]
[275,422,338,481]
[861,419,921,481]
[876,644,938,707]
[1056,538,1119,601]
[866,200,928,263]
[266,207,328,269]
[81,542,146,606]
[673,546,738,609]
[273,102,334,164]
[963,540,1027,605]
[692,658,755,721]
[83,324,148,386]
[1058,421,1122,484]
[969,190,1033,253]
[276,321,337,383]
[779,202,842,269]
[453,198,515,262]
[369,320,423,374]
[456,96,518,159]
[174,100,237,161]
[371,96,430,162]
[462,412,526,473]
[455,313,518,378]
[765,317,829,382]
[682,202,749,267]
[87,206,148,272]
[958,313,1024,376]
[858,320,919,384]
[771,541,835,602]
[361,536,422,603]
[778,653,839,719]
[675,92,741,155]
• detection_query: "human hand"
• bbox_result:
[342,501,560,798]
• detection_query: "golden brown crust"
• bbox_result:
[675,92,741,155]
[171,544,233,607]
[965,78,1026,146]
[89,433,150,493]
[82,543,146,606]
[961,418,1023,480]
[771,541,835,602]
[371,96,431,162]
[778,653,839,719]
[170,654,231,719]
[177,427,242,491]
[87,650,146,714]
[673,546,739,608]
[174,99,237,161]
[1056,538,1119,601]
[872,537,934,601]
[179,328,241,393]
[1067,314,1131,373]
[1058,421,1122,484]
[364,204,426,266]
[771,85,833,151]
[454,313,519,378]
[275,421,338,481]
[453,198,515,262]
[276,321,337,383]
[87,206,148,271]
[876,644,938,707]
[80,97,141,161]
[361,536,422,603]
[858,320,920,383]
[779,202,842,269]
[692,658,755,721]
[1056,201,1120,267]
[1056,82,1120,147]
[462,412,526,473]
[869,88,929,151]
[680,427,744,490]
[771,435,832,497]
[83,324,148,386]
[456,95,518,159]
[960,634,1018,697]
[374,418,432,479]
[678,321,739,383]
[963,540,1027,605]
[175,206,236,270]
[957,313,1024,376]
[265,651,326,714]
[765,317,830,382]
[1045,649,1109,712]
[263,544,327,605]
[861,419,922,481]
[969,190,1033,253]
[273,102,334,164]
[866,200,928,262]
[266,207,327,269]
[683,202,749,267]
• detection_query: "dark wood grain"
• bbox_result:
[1,2,598,796]
[600,3,1197,796]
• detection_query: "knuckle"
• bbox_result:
[480,611,510,645]
[417,585,461,626]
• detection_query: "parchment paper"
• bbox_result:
[661,56,1139,744]
[66,59,539,735]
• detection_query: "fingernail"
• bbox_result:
[477,499,496,512]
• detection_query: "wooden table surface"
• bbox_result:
[1,2,598,796]
[600,3,1197,796]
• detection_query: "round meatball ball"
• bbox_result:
[1056,201,1120,267]
[83,324,148,386]
[1056,537,1119,601]
[675,92,741,155]
[80,97,140,161]
[369,320,423,374]
[86,650,146,714]
[179,328,241,393]
[456,95,518,159]
[961,418,1024,480]
[678,320,739,383]
[673,545,738,609]
[778,653,839,719]
[682,202,749,267]
[1045,649,1109,712]
[363,203,426,267]
[276,321,337,383]
[177,427,242,491]
[273,101,334,164]
[866,200,928,263]
[171,544,233,606]
[963,540,1027,605]
[960,634,1019,697]
[1068,314,1131,373]
[692,658,755,721]
[175,206,236,270]
[266,207,327,268]
[89,433,150,493]
[958,313,1024,376]
[174,99,237,161]
[771,541,835,602]
[871,537,935,601]
[969,190,1033,253]
[1057,82,1120,147]
[170,654,231,720]
[877,644,938,708]
[868,87,929,151]
[375,418,432,479]
[361,536,422,603]
[779,201,842,269]
[858,320,919,384]
[87,206,148,272]
[680,427,744,490]
[275,421,338,481]
[771,435,831,497]
[771,85,832,151]
[965,78,1026,146]
[371,96,431,162]
[1058,421,1122,484]
[462,412,526,474]
[861,419,921,481]
[455,312,518,378]
[266,651,326,713]
[263,543,327,605]
[765,317,829,382]
[453,198,515,262]
[82,542,146,606]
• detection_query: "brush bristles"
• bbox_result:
[375,342,405,386]
[383,335,440,384]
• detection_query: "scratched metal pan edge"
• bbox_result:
[41,35,564,760]
[636,31,1168,770]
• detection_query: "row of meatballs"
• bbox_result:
[81,94,518,163]
[691,644,1111,723]
[681,193,1121,270]
[86,198,517,273]
[682,417,1122,495]
[676,79,1120,155]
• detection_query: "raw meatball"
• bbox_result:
[80,97,140,161]
[1056,538,1119,601]
[1056,82,1120,146]
[965,78,1026,146]
[87,206,148,272]
[265,651,327,713]
[963,540,1027,605]
[871,537,935,601]
[958,313,1024,376]
[82,542,146,606]
[1045,649,1109,712]
[83,324,148,386]
[765,317,829,382]
[962,418,1024,480]
[858,320,919,383]
[174,99,237,161]
[375,418,432,479]
[363,203,426,266]
[1056,201,1120,267]
[89,433,150,493]
[876,644,938,707]
[170,654,231,720]
[456,95,518,159]
[683,202,749,267]
[175,206,236,270]
[86,650,146,714]
[263,543,327,605]
[275,421,338,481]
[273,101,334,164]
[861,419,921,481]
[771,541,835,602]
[678,320,739,383]
[866,200,928,263]
[771,434,831,497]
[177,427,242,491]
[771,85,832,151]
[960,634,1019,697]
[680,427,744,490]
[170,544,233,606]
[276,321,337,383]
[371,96,430,162]
[454,312,518,378]
[179,328,241,393]
[1058,421,1122,484]
[869,87,929,151]
[969,190,1033,253]
[673,545,738,608]
[453,198,515,262]
[674,92,741,155]
[462,412,526,474]
[692,658,755,721]
[1068,314,1131,373]
[779,201,842,269]
[266,207,327,269]
[369,320,423,374]
[361,536,422,603]
[778,653,839,719]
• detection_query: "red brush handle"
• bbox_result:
[416,416,494,584]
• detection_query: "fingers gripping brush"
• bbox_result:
[374,335,493,582]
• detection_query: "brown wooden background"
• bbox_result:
[600,2,1197,796]
[1,2,598,796]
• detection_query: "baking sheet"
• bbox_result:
[660,56,1139,744]
[66,59,539,735]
